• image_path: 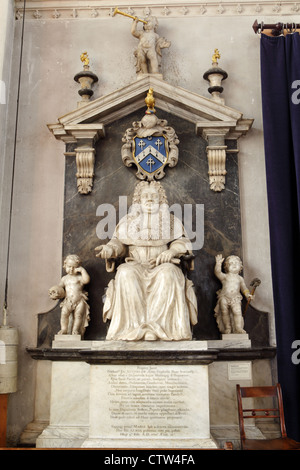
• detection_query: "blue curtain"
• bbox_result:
[260,33,300,440]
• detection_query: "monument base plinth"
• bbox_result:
[207,333,251,349]
[52,334,92,349]
[81,341,217,449]
[81,437,218,449]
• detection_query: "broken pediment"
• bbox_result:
[47,75,253,192]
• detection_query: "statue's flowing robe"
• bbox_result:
[214,291,243,333]
[102,209,198,341]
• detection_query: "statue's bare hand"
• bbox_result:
[215,254,224,264]
[155,249,178,266]
[95,245,114,259]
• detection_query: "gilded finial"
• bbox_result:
[80,52,90,67]
[145,88,156,114]
[212,49,220,65]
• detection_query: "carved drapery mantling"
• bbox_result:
[121,108,179,181]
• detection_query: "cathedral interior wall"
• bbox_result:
[0,2,282,445]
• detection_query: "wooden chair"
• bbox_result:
[236,383,300,450]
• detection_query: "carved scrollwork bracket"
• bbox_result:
[197,119,253,192]
[75,146,96,194]
[47,123,105,194]
[200,127,229,192]
[206,145,227,192]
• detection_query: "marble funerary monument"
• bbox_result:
[26,12,273,449]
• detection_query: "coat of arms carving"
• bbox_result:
[121,89,179,180]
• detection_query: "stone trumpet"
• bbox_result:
[112,7,148,24]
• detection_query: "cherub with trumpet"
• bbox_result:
[113,7,171,75]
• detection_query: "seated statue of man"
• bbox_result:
[95,181,198,341]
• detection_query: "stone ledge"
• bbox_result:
[26,342,276,364]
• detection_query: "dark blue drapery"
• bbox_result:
[261,33,300,440]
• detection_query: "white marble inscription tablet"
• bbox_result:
[83,363,217,448]
[228,361,252,380]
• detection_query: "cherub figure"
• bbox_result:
[131,16,171,74]
[49,254,90,337]
[214,254,253,334]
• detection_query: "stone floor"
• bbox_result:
[211,423,281,450]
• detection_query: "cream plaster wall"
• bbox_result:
[3,2,292,444]
[0,0,15,315]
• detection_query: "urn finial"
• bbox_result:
[74,52,98,106]
[203,50,228,104]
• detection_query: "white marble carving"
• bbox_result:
[95,181,198,341]
[83,361,217,449]
[214,254,253,335]
[207,334,251,349]
[75,146,95,194]
[16,2,298,21]
[131,16,171,76]
[36,361,90,448]
[49,254,90,338]
[206,145,227,192]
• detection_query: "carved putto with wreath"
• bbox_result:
[121,89,179,180]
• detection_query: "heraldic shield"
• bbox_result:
[133,135,168,176]
[121,89,179,181]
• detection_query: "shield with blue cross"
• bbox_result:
[133,135,168,177]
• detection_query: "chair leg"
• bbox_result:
[0,394,8,447]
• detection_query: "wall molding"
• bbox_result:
[14,1,299,20]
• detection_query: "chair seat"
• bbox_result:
[242,437,300,450]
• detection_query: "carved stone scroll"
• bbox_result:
[197,126,231,192]
[47,123,104,194]
[206,145,227,192]
[75,146,95,194]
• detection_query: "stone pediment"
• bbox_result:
[48,75,253,192]
[48,75,252,141]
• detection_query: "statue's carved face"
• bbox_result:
[140,186,160,214]
[143,17,158,31]
[64,258,79,275]
[224,256,242,274]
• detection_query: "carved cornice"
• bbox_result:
[14,1,299,20]
[52,75,245,128]
[26,345,277,364]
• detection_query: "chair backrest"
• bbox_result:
[236,383,287,441]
